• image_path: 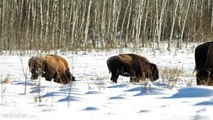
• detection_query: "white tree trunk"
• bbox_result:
[168,0,179,51]
[101,0,106,48]
[180,0,191,48]
[84,0,92,49]
[40,1,44,49]
[135,0,145,53]
[142,0,149,47]
[125,0,132,48]
[156,0,167,49]
[71,1,78,46]
[211,0,213,31]
[44,0,49,48]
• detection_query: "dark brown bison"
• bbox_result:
[194,41,213,72]
[196,42,213,85]
[107,54,159,83]
[28,54,75,84]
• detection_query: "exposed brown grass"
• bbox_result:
[160,66,183,88]
[1,74,11,84]
[160,67,182,81]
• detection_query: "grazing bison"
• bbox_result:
[107,54,159,83]
[28,54,75,84]
[194,41,213,72]
[196,42,213,85]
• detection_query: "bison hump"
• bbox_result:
[118,54,133,63]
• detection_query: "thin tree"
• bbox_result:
[84,0,93,50]
[180,0,191,48]
[168,0,179,51]
[125,0,132,48]
[135,0,145,53]
[155,0,168,49]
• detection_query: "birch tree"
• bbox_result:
[168,0,179,51]
[155,0,167,49]
[0,0,213,52]
[83,0,92,49]
[135,0,145,52]
[180,0,191,48]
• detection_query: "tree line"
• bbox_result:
[0,0,212,52]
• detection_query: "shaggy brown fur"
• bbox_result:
[196,43,213,86]
[107,54,159,83]
[28,54,75,84]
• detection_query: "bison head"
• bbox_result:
[149,63,159,81]
[28,56,46,79]
[196,68,212,85]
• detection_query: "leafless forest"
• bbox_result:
[0,0,213,52]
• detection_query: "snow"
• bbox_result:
[0,45,213,120]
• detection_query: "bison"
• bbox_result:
[28,54,75,84]
[107,54,159,83]
[194,41,213,72]
[196,42,213,85]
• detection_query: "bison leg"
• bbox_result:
[53,74,70,84]
[196,77,205,85]
[111,76,119,83]
[209,77,213,86]
[43,70,55,81]
[58,74,69,84]
[45,74,53,81]
[53,72,63,84]
[57,70,75,84]
[60,73,72,84]
[111,72,119,83]
[54,77,64,84]
[206,77,213,86]
[130,77,139,83]
[130,72,145,83]
[53,72,72,84]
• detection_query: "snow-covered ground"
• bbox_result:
[0,44,213,120]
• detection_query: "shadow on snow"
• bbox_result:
[167,86,213,98]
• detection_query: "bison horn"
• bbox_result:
[206,70,211,77]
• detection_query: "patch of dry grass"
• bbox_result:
[160,67,182,81]
[160,67,183,88]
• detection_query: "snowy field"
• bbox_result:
[0,44,213,120]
